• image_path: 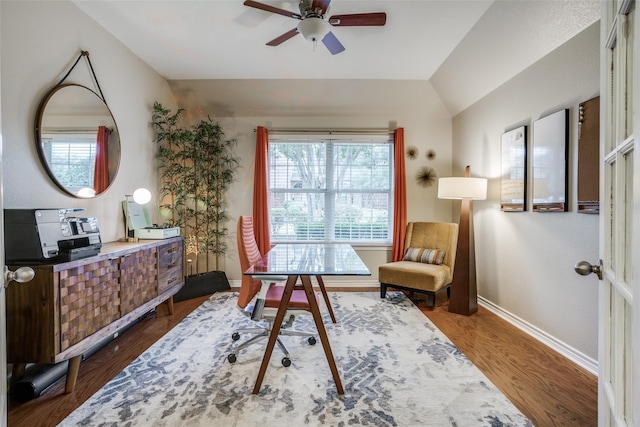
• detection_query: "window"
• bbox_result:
[268,134,393,244]
[41,133,97,193]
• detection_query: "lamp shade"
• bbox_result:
[132,187,152,204]
[438,177,487,200]
[297,17,330,42]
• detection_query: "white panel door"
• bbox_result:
[598,1,638,425]
[0,1,7,422]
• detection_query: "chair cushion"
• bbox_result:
[402,247,446,265]
[379,261,451,293]
[264,286,319,309]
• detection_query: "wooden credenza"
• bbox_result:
[6,237,184,393]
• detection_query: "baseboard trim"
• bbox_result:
[478,296,598,376]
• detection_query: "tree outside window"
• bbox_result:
[268,136,392,244]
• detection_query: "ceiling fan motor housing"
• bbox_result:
[299,0,320,16]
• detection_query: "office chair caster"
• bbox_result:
[281,357,291,367]
[231,332,240,341]
[228,353,237,364]
[308,337,317,345]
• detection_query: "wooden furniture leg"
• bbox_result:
[253,275,296,394]
[64,355,82,393]
[301,275,344,394]
[315,275,336,323]
[165,296,175,315]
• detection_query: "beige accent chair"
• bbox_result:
[379,222,459,308]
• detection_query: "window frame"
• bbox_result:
[41,132,97,193]
[268,133,394,246]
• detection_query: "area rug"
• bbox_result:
[59,292,532,427]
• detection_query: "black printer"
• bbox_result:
[4,208,102,263]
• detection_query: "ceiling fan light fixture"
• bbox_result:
[297,17,330,42]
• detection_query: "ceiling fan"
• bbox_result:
[243,0,387,55]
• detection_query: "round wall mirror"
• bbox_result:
[35,83,121,198]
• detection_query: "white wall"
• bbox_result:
[168,79,455,284]
[0,0,175,243]
[452,22,600,364]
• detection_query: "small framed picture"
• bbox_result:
[501,125,527,211]
[532,109,569,212]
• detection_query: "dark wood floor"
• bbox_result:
[416,295,598,426]
[7,290,597,426]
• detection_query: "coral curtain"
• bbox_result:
[93,126,110,194]
[253,126,271,254]
[392,128,407,261]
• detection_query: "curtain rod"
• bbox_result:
[256,128,394,136]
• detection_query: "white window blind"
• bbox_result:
[268,134,393,244]
[42,133,96,193]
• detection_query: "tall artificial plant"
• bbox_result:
[152,102,239,275]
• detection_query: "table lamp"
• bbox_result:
[122,187,152,241]
[438,166,487,315]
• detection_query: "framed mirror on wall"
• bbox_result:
[500,125,527,211]
[532,109,569,212]
[34,83,121,198]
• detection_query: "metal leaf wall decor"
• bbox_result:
[416,166,437,187]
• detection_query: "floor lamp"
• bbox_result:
[438,166,487,316]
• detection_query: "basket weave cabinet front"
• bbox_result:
[7,237,184,393]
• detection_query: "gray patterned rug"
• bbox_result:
[59,292,531,426]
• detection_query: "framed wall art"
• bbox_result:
[577,97,600,214]
[500,125,527,211]
[532,109,569,212]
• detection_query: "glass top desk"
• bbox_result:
[244,243,371,395]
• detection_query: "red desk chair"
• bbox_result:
[229,216,317,367]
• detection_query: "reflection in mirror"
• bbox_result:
[35,84,120,198]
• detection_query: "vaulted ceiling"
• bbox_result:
[72,0,600,116]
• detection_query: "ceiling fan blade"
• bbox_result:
[329,12,386,26]
[266,28,299,46]
[311,0,332,15]
[322,31,345,55]
[243,0,302,20]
